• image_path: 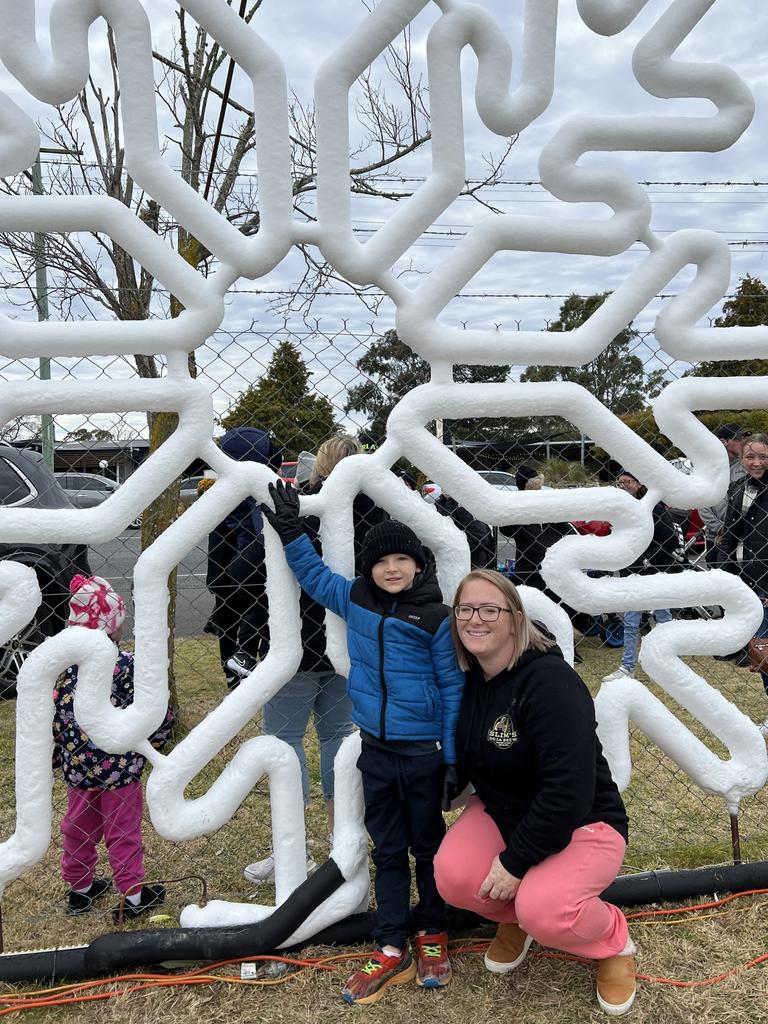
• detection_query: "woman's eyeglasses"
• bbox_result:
[454,604,513,622]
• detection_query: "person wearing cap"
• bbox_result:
[262,481,464,1003]
[54,576,172,921]
[601,470,677,683]
[700,424,749,566]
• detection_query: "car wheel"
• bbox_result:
[128,513,142,530]
[0,613,47,700]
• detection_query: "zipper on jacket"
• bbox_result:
[377,601,396,740]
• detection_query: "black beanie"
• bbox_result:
[360,520,426,579]
[515,464,539,492]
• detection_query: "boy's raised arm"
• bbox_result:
[263,480,353,619]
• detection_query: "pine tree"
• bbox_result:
[221,341,338,459]
[345,329,511,440]
[521,293,665,418]
[686,274,768,378]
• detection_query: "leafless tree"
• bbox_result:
[0,1,515,701]
[0,416,40,444]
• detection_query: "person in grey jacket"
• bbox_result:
[700,424,749,566]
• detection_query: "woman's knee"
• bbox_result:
[514,883,568,945]
[433,844,481,905]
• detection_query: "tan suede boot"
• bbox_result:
[596,953,636,1016]
[484,923,533,974]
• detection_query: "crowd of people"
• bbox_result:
[52,421,768,1015]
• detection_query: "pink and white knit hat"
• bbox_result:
[67,575,126,636]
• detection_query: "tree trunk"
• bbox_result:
[140,410,182,725]
[139,236,202,731]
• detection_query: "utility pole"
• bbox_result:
[30,155,55,470]
[28,147,81,470]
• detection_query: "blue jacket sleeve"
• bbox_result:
[284,533,353,621]
[430,618,465,764]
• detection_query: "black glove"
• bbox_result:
[441,764,464,812]
[262,480,303,545]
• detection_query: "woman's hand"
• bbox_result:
[477,856,521,902]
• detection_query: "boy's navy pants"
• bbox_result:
[357,742,447,950]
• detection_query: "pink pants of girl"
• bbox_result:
[60,782,145,895]
[434,796,628,959]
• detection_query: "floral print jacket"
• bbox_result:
[53,651,173,790]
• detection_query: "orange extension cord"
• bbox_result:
[0,888,766,1014]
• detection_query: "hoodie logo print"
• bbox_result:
[487,714,517,750]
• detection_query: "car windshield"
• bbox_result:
[481,471,515,485]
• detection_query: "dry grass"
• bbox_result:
[0,632,767,1020]
[3,903,768,1024]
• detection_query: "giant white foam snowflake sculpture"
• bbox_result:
[0,0,766,942]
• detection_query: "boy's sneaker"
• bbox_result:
[602,666,635,683]
[414,932,452,988]
[341,949,416,1005]
[243,852,318,885]
[67,878,112,915]
[112,884,166,924]
[226,651,259,678]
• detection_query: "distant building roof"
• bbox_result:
[9,439,150,454]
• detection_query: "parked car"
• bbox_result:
[1,448,91,698]
[179,474,211,507]
[477,470,518,491]
[55,471,142,528]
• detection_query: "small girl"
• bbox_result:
[55,575,172,920]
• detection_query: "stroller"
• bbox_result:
[668,511,723,621]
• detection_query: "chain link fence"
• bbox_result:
[0,311,767,951]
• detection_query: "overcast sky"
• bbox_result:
[0,0,766,437]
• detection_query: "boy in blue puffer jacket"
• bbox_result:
[263,481,464,1005]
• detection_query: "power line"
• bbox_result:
[32,158,768,191]
[363,176,768,187]
[5,281,760,300]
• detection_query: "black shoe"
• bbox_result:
[67,878,112,915]
[226,651,258,678]
[112,884,166,924]
[714,649,750,666]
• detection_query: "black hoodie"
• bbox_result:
[455,644,628,878]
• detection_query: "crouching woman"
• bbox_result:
[434,569,636,1017]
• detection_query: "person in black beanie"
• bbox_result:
[262,481,465,1004]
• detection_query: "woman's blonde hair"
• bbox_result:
[450,568,555,672]
[310,435,364,485]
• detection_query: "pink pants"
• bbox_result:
[60,783,145,895]
[434,796,628,959]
